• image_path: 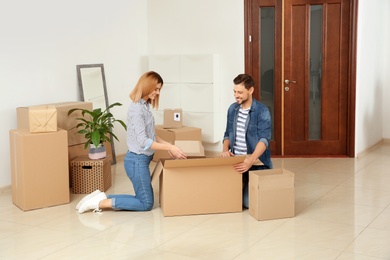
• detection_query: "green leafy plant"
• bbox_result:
[68,102,127,149]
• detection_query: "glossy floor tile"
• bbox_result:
[1,143,390,259]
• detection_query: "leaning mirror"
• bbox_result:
[76,64,117,164]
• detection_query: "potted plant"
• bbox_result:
[68,102,127,160]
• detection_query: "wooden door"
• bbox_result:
[284,0,350,155]
[245,0,356,156]
[246,0,282,155]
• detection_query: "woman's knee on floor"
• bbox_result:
[142,200,154,211]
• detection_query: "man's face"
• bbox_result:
[233,83,253,106]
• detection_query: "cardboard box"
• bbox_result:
[17,101,93,146]
[249,168,295,221]
[153,125,202,161]
[71,155,112,194]
[9,128,70,211]
[28,105,57,133]
[151,156,246,217]
[175,140,205,158]
[163,108,182,128]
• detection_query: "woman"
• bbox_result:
[77,71,187,213]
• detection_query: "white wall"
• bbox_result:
[0,0,148,188]
[147,0,244,152]
[381,1,390,140]
[355,0,390,155]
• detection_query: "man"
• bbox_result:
[220,73,272,208]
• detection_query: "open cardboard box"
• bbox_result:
[249,168,295,221]
[151,155,246,217]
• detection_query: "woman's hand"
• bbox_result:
[233,158,252,174]
[219,151,234,158]
[168,145,187,159]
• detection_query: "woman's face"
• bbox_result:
[144,83,162,101]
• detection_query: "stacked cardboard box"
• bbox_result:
[27,105,57,133]
[9,128,70,211]
[16,101,113,185]
[163,108,182,128]
[17,102,92,146]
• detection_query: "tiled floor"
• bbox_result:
[1,144,390,259]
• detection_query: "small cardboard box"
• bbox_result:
[71,155,112,194]
[153,125,202,161]
[28,105,57,133]
[151,156,246,217]
[249,168,295,221]
[67,141,113,187]
[163,108,182,128]
[175,140,205,158]
[17,101,93,146]
[9,128,70,211]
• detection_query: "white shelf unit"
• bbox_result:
[149,54,221,143]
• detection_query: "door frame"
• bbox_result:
[244,0,358,157]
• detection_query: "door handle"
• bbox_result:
[284,79,297,84]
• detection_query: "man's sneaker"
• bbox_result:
[76,190,102,210]
[78,192,107,214]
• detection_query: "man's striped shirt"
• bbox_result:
[233,107,250,155]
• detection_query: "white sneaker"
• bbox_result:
[76,190,102,210]
[78,192,107,214]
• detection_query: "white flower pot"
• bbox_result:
[88,143,107,160]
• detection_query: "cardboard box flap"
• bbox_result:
[152,156,246,186]
[250,169,294,189]
[175,140,205,157]
[162,156,246,168]
[151,161,164,186]
[167,128,186,134]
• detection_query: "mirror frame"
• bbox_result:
[76,63,117,164]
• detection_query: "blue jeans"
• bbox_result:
[108,151,154,211]
[243,165,270,208]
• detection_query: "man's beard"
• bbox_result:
[237,97,249,106]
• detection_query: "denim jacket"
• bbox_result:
[223,99,273,169]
